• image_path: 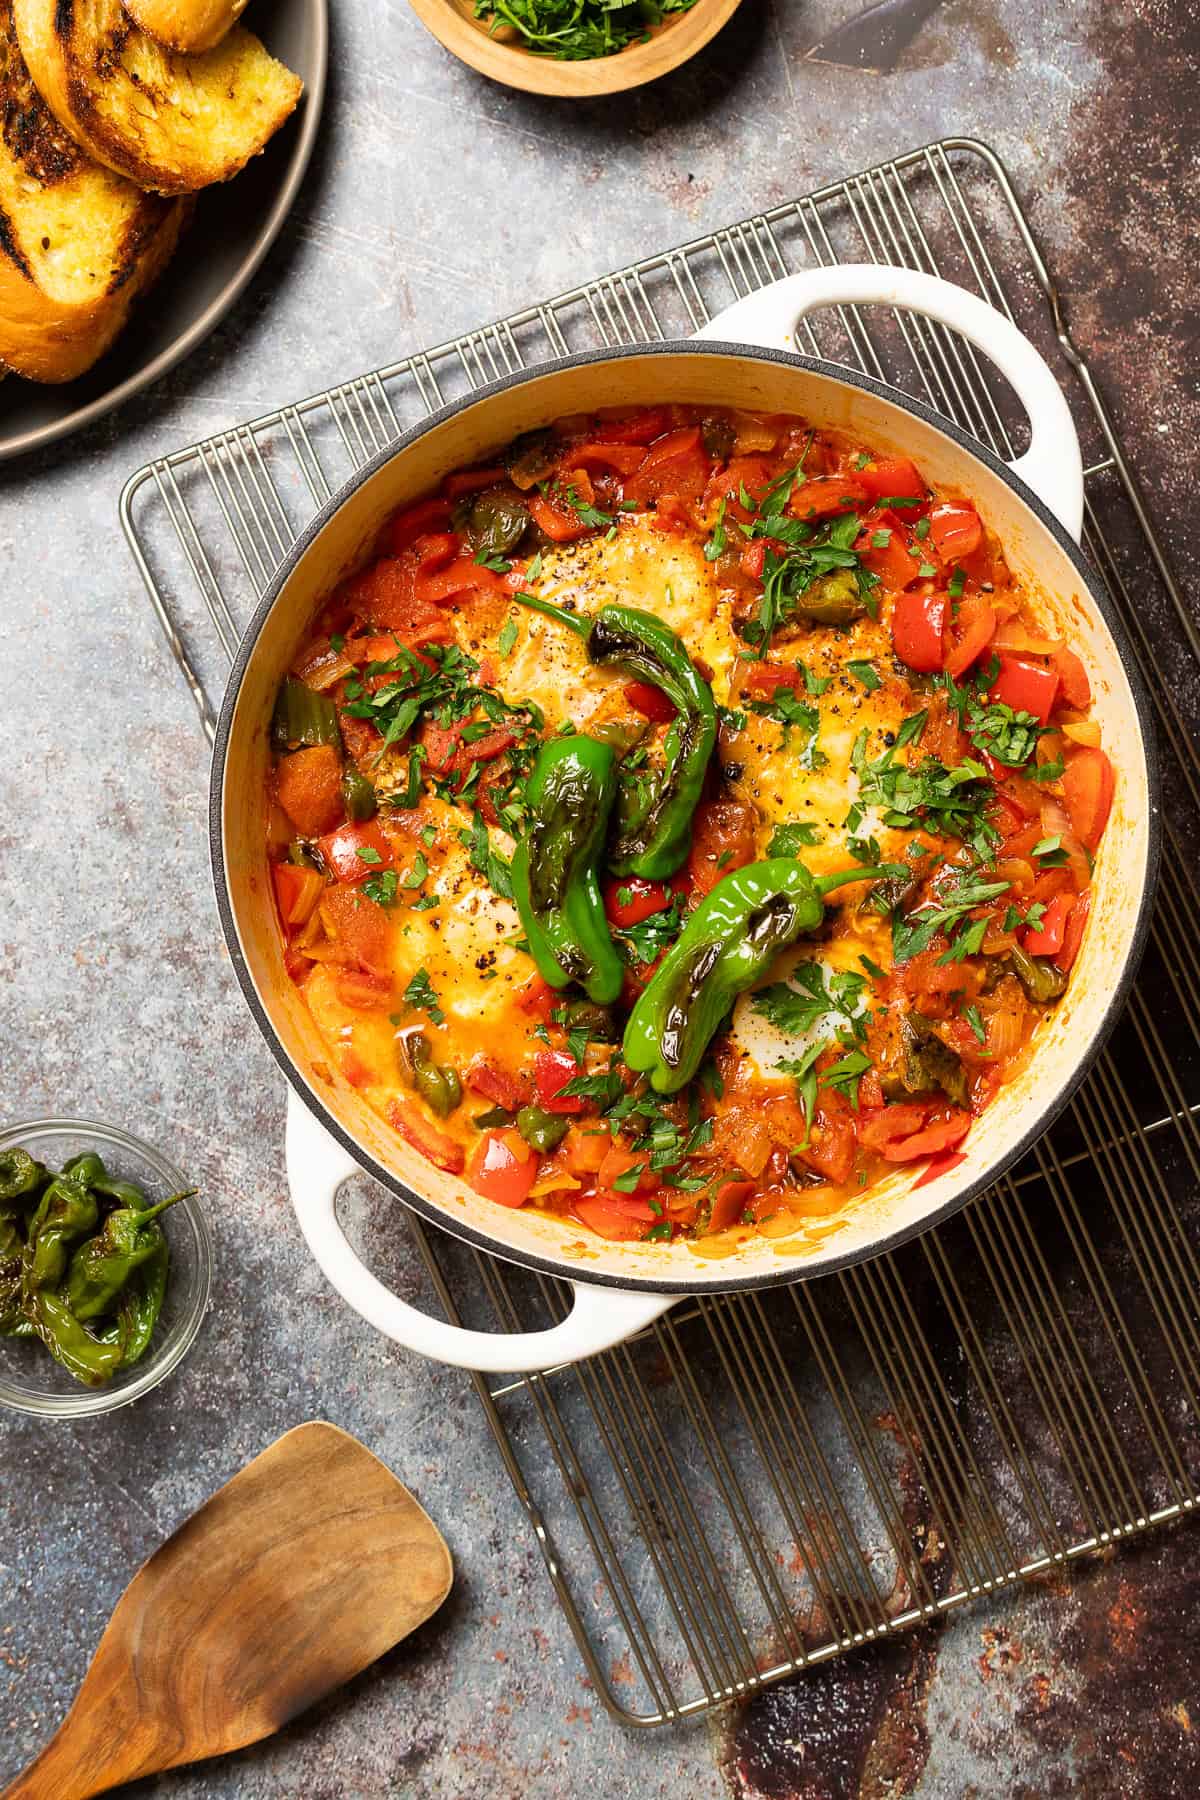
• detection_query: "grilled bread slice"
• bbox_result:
[13,0,301,195]
[0,0,188,381]
[123,0,250,55]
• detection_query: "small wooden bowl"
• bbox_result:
[407,0,743,96]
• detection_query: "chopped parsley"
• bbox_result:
[402,966,444,1025]
[766,820,822,855]
[497,615,519,659]
[848,731,999,863]
[748,687,826,768]
[362,870,399,908]
[753,963,870,1042]
[704,497,728,562]
[846,659,882,692]
[891,866,1011,964]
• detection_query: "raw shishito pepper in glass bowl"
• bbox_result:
[0,1120,212,1418]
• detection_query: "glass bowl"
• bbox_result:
[0,1118,212,1417]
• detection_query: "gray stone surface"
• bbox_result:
[1,1,1198,1795]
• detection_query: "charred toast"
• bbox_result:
[13,0,301,195]
[123,0,250,54]
[0,0,188,381]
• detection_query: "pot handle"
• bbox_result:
[694,265,1084,542]
[285,1091,676,1373]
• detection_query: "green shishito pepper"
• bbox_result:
[624,857,905,1094]
[512,734,624,1005]
[63,1191,189,1322]
[514,594,717,880]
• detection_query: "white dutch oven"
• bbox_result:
[211,267,1159,1372]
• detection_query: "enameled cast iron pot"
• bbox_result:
[211,267,1160,1372]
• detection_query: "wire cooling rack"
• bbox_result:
[122,139,1200,1724]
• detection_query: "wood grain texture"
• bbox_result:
[406,0,743,96]
[1,1423,452,1800]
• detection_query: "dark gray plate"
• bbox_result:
[0,0,328,461]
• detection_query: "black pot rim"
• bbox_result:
[210,339,1162,1296]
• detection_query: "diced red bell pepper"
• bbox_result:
[990,653,1060,724]
[1056,888,1091,971]
[740,540,768,580]
[706,1179,755,1234]
[573,1196,650,1241]
[623,680,677,723]
[856,1102,933,1152]
[603,873,686,929]
[275,744,345,838]
[892,590,948,672]
[743,661,805,698]
[856,455,926,501]
[944,596,996,679]
[786,476,868,519]
[466,1130,536,1207]
[320,885,394,976]
[797,1098,856,1185]
[595,408,673,445]
[860,511,922,593]
[442,466,506,500]
[564,443,647,477]
[515,975,558,1022]
[272,862,326,932]
[1061,747,1114,850]
[1021,892,1074,958]
[913,1150,968,1189]
[416,554,505,607]
[623,427,710,506]
[466,1056,529,1113]
[1053,646,1092,710]
[317,821,395,884]
[413,532,460,577]
[534,1050,585,1114]
[528,491,589,543]
[386,498,454,554]
[927,500,982,562]
[879,1110,972,1163]
[388,1101,465,1175]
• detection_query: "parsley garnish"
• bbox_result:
[766,820,822,854]
[402,966,444,1025]
[362,870,399,908]
[497,615,519,658]
[704,497,728,562]
[753,963,870,1042]
[846,660,882,692]
[747,687,826,768]
[891,866,1011,964]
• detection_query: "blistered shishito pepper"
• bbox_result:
[22,1175,98,1295]
[624,857,904,1094]
[115,1240,170,1368]
[63,1191,189,1322]
[514,594,716,880]
[512,734,624,1005]
[0,1147,46,1206]
[29,1290,123,1386]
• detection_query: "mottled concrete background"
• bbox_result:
[1,2,1198,1796]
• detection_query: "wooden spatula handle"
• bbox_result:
[4,1721,115,1800]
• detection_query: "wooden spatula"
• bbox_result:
[2,1422,452,1800]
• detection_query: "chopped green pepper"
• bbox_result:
[272,676,343,751]
[511,734,624,1005]
[398,1031,463,1118]
[341,765,378,822]
[516,1105,571,1153]
[513,594,716,880]
[624,857,905,1093]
